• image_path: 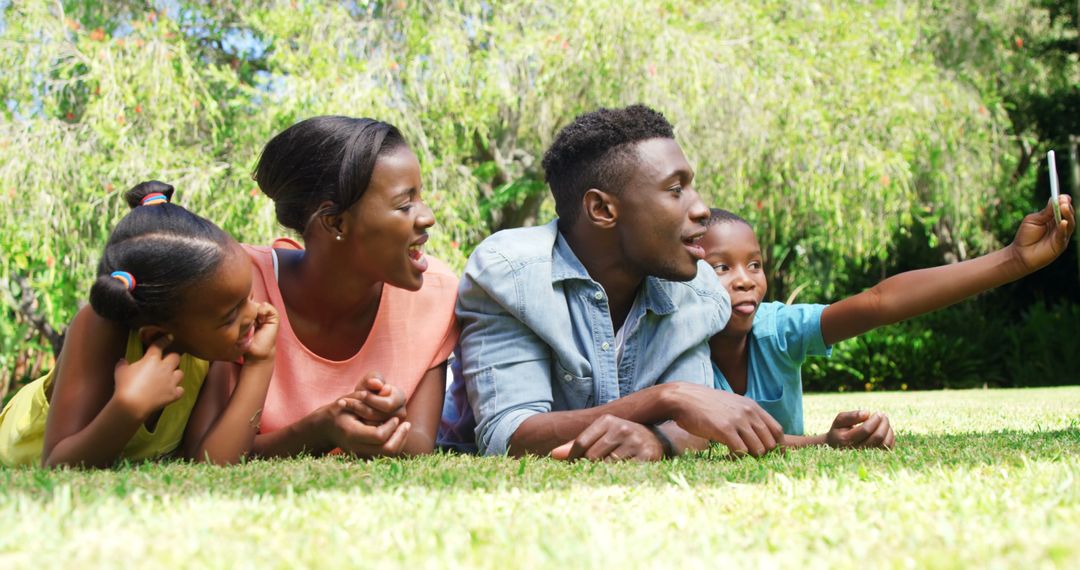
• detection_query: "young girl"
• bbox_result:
[0,181,279,468]
[704,196,1074,449]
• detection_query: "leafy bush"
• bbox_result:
[0,1,1076,396]
[804,300,1080,392]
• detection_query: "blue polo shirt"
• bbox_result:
[712,301,831,435]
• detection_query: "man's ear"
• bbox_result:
[582,189,618,229]
[314,200,345,240]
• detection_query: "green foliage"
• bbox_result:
[804,300,1080,392]
[1002,301,1080,386]
[0,0,1075,393]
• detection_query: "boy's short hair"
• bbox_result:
[708,208,750,227]
[542,105,675,229]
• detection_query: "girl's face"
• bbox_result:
[340,146,436,291]
[160,241,259,362]
[701,221,768,338]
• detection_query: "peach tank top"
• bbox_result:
[243,243,459,434]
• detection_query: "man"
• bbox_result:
[439,105,783,460]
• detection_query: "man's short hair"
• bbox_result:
[542,104,675,228]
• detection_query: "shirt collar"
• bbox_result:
[551,225,677,317]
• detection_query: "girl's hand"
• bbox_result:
[112,335,185,421]
[1010,194,1074,272]
[825,411,895,449]
[244,302,279,362]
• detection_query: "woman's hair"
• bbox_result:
[253,116,408,234]
[88,181,232,327]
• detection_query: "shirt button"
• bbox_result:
[593,291,604,301]
[601,342,611,351]
[563,373,573,382]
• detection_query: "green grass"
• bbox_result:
[2,387,1079,568]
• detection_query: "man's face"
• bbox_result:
[612,138,710,281]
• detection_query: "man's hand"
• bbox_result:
[112,335,184,421]
[1010,194,1074,273]
[660,383,784,457]
[549,414,663,462]
[825,410,895,449]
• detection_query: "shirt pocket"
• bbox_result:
[753,387,798,435]
[552,362,594,409]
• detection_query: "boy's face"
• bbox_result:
[701,220,767,338]
[611,138,710,281]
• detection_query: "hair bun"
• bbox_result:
[124,181,175,209]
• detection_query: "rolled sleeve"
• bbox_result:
[457,247,555,456]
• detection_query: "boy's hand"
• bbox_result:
[244,302,279,362]
[825,411,895,449]
[1010,194,1074,273]
[112,335,185,421]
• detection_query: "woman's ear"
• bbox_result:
[582,188,618,229]
[314,200,345,240]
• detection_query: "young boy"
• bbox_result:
[704,196,1073,449]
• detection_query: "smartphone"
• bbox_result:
[1048,150,1062,224]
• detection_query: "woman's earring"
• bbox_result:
[336,234,344,241]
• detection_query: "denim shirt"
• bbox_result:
[438,220,731,455]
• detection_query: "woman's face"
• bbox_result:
[340,146,436,291]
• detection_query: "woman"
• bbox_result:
[210,116,458,457]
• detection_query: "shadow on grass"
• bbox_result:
[1,428,1076,500]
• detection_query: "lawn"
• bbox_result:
[1,387,1078,568]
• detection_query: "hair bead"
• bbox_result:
[140,192,169,206]
[110,271,137,291]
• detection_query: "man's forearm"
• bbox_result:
[656,421,709,455]
[507,384,674,456]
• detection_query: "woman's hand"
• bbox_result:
[321,397,411,457]
[339,373,407,425]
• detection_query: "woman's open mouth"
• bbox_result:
[408,235,429,273]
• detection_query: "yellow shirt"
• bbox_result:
[0,330,208,467]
